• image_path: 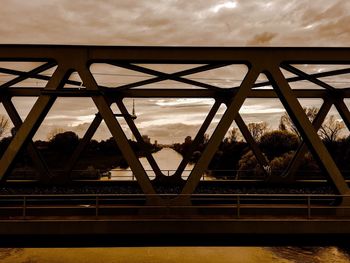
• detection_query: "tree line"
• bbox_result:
[0,124,160,178]
[173,107,350,181]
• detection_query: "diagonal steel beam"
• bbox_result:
[173,100,222,179]
[268,66,349,195]
[0,66,86,88]
[0,67,51,81]
[180,67,261,197]
[111,63,222,91]
[281,64,336,91]
[234,114,269,172]
[240,67,350,89]
[0,62,56,89]
[0,66,70,181]
[283,99,333,179]
[115,99,164,180]
[63,113,103,178]
[1,96,52,181]
[108,63,231,91]
[334,98,350,132]
[77,66,159,202]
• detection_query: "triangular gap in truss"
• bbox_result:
[129,79,207,90]
[281,64,350,90]
[63,71,85,89]
[88,119,141,182]
[237,98,294,180]
[30,94,101,180]
[205,111,249,180]
[11,97,38,123]
[279,68,299,79]
[0,99,46,181]
[296,98,324,136]
[120,98,218,180]
[251,73,273,89]
[285,98,326,181]
[0,103,17,177]
[279,66,325,90]
[185,64,248,88]
[89,63,154,88]
[313,104,350,180]
[341,99,350,179]
[111,99,157,180]
[179,102,227,180]
[265,70,349,195]
[134,64,206,74]
[110,102,132,140]
[0,62,56,88]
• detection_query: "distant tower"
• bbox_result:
[132,99,136,141]
[132,99,136,119]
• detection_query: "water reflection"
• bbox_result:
[110,147,195,180]
[2,149,350,262]
[1,247,350,263]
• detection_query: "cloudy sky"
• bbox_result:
[0,0,350,143]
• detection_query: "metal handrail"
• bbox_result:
[0,193,348,221]
[0,193,345,198]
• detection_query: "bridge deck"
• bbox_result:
[1,217,350,246]
[0,193,349,246]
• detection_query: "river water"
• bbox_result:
[1,148,350,262]
[109,147,195,180]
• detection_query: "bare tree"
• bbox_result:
[0,115,9,138]
[279,107,345,143]
[247,122,268,142]
[279,107,318,138]
[225,128,241,143]
[318,115,345,143]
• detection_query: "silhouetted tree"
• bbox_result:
[318,115,345,143]
[237,150,265,178]
[225,128,241,143]
[279,107,318,138]
[49,131,79,154]
[247,121,268,142]
[0,115,9,138]
[259,130,299,160]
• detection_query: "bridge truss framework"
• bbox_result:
[0,46,350,205]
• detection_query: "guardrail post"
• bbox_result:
[307,195,311,219]
[237,196,240,219]
[23,196,26,219]
[95,196,99,217]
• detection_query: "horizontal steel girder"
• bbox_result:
[0,46,350,205]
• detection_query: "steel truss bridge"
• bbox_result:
[1,45,350,245]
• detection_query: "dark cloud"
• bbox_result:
[0,0,347,46]
[246,32,278,45]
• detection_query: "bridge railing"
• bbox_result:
[0,193,348,220]
[9,168,350,181]
[87,169,344,181]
